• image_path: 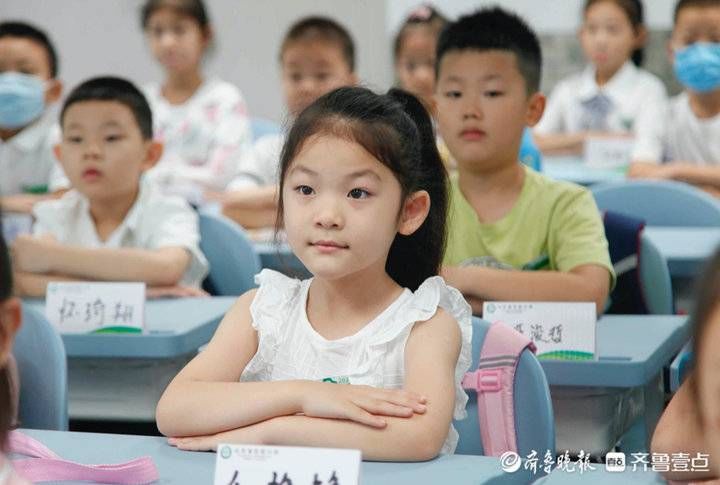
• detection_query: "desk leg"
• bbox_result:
[618,372,663,454]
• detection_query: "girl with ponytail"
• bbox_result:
[157,87,472,461]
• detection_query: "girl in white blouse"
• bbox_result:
[157,87,472,461]
[140,0,252,201]
[534,0,668,163]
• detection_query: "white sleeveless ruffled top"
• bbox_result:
[240,269,473,454]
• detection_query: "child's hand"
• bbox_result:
[146,285,210,299]
[0,194,42,214]
[301,383,427,428]
[168,426,264,451]
[11,235,58,274]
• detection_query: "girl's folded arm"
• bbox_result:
[256,308,462,461]
[156,289,306,437]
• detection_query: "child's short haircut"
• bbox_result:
[674,0,720,22]
[0,21,58,78]
[60,77,153,140]
[280,16,355,72]
[436,7,542,94]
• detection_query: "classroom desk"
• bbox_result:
[24,297,235,421]
[17,429,528,485]
[542,156,626,186]
[644,226,720,278]
[541,315,690,456]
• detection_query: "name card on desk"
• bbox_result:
[583,136,634,168]
[483,302,596,360]
[45,282,146,333]
[214,444,360,485]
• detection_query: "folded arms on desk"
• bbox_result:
[156,290,461,461]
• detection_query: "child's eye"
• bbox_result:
[348,188,370,199]
[485,90,504,98]
[444,90,462,99]
[105,134,124,143]
[66,136,82,144]
[295,185,314,196]
[316,72,330,81]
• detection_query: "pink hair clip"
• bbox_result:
[408,4,433,21]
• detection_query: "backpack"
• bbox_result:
[461,322,536,456]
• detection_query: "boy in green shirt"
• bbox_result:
[436,8,614,315]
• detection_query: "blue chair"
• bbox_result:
[519,127,543,172]
[198,211,262,296]
[13,304,68,430]
[639,232,674,315]
[250,117,282,142]
[670,341,693,392]
[454,318,555,463]
[592,180,720,227]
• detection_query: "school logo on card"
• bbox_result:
[220,446,232,459]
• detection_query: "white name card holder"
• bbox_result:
[583,136,635,169]
[483,301,597,360]
[214,444,361,485]
[45,282,146,334]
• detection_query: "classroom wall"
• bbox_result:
[0,0,391,123]
[1,0,681,123]
[386,0,678,33]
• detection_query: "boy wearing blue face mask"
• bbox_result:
[630,0,720,195]
[0,22,67,213]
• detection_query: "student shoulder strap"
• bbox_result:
[8,430,159,484]
[461,322,536,456]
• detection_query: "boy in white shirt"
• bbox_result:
[0,21,67,214]
[219,17,357,229]
[631,0,720,196]
[11,76,208,298]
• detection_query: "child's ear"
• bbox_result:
[44,79,63,105]
[398,190,431,236]
[525,92,546,127]
[0,298,21,366]
[635,25,648,49]
[52,143,63,162]
[141,141,163,172]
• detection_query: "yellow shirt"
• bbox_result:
[444,166,615,283]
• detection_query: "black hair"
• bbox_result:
[0,212,14,449]
[393,4,448,61]
[141,0,210,32]
[280,16,356,72]
[275,86,448,291]
[0,21,58,78]
[674,0,720,22]
[584,0,646,66]
[60,76,153,140]
[435,7,542,94]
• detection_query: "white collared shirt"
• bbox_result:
[142,78,253,196]
[663,92,720,165]
[535,62,669,162]
[0,111,69,196]
[32,180,209,287]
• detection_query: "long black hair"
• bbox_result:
[0,212,14,449]
[275,86,448,291]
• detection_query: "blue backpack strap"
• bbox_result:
[602,211,649,314]
[461,322,536,456]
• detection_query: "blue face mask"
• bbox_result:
[0,72,46,129]
[674,42,720,93]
